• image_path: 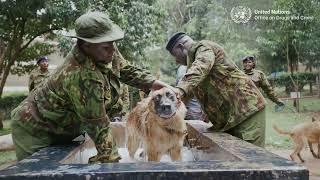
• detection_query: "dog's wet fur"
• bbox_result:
[127,87,187,161]
[273,117,320,162]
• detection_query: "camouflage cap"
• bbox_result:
[242,56,255,62]
[67,11,124,43]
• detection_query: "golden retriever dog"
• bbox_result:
[127,87,187,162]
[273,117,320,162]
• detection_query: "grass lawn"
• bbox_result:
[0,151,16,166]
[0,120,16,165]
[265,98,320,149]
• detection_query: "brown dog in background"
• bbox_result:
[273,117,320,162]
[127,87,187,162]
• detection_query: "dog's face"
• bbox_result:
[151,88,179,119]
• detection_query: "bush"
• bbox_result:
[0,94,27,121]
[268,72,318,95]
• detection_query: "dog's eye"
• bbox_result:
[154,94,162,101]
[169,95,175,101]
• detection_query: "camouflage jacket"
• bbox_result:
[28,67,50,91]
[177,40,266,131]
[12,45,155,159]
[244,69,281,104]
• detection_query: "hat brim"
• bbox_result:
[65,24,124,43]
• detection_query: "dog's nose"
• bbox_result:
[161,105,171,112]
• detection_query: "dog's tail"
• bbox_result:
[272,124,293,136]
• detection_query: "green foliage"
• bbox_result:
[268,72,318,94]
[86,0,167,66]
[161,0,260,65]
[0,119,11,136]
[57,35,75,57]
[256,0,320,74]
[0,94,27,120]
[11,42,55,75]
[0,0,88,97]
[0,95,27,109]
[144,48,177,85]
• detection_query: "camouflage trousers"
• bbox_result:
[11,120,76,161]
[11,120,120,162]
[226,108,266,147]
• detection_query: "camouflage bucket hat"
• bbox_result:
[67,11,124,43]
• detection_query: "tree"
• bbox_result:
[83,0,166,67]
[0,0,87,97]
[160,0,260,66]
[257,0,320,74]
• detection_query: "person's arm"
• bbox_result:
[260,72,283,105]
[177,45,215,97]
[65,73,120,163]
[120,85,130,113]
[28,74,34,92]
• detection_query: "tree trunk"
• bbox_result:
[308,67,313,95]
[318,73,320,98]
[0,59,15,97]
[0,45,7,73]
[287,40,299,111]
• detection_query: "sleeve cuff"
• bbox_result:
[86,115,110,124]
[176,85,188,98]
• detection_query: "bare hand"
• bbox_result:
[151,80,170,91]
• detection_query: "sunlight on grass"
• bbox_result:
[265,98,319,149]
[0,151,16,165]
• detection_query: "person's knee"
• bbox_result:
[238,126,265,147]
[246,135,265,147]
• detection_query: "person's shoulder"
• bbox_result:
[253,69,267,78]
[198,40,223,49]
[193,40,225,57]
[29,67,40,75]
[51,54,83,85]
[253,69,265,75]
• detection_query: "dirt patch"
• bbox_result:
[268,145,320,179]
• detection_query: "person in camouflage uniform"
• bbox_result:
[28,56,50,92]
[110,84,130,122]
[176,65,208,122]
[11,11,169,162]
[242,56,285,106]
[166,32,267,147]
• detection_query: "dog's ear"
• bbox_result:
[147,96,156,113]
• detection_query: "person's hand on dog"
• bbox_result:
[150,80,185,101]
[151,80,171,91]
[168,87,185,100]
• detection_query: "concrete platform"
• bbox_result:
[0,121,308,180]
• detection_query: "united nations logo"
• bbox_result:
[230,6,252,24]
